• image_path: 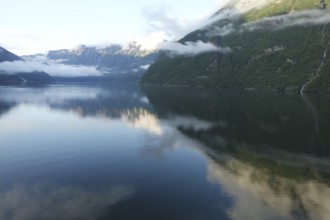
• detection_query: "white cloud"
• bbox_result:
[138,0,277,51]
[207,24,236,37]
[242,9,330,32]
[133,32,168,51]
[229,0,277,12]
[140,0,278,46]
[207,157,330,220]
[121,109,164,136]
[0,58,104,77]
[0,184,134,220]
[140,64,151,70]
[140,4,232,46]
[215,0,231,8]
[160,41,232,56]
[206,9,330,38]
[141,6,186,40]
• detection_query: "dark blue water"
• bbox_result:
[0,84,329,220]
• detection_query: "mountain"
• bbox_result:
[141,0,330,93]
[47,42,157,82]
[0,47,23,62]
[0,71,53,84]
[0,47,53,85]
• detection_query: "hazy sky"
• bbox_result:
[0,0,229,55]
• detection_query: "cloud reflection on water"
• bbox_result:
[135,110,330,220]
[120,106,330,220]
[207,157,330,220]
[1,85,330,219]
[0,184,134,220]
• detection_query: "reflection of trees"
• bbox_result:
[142,85,330,219]
[142,86,330,157]
[144,87,330,176]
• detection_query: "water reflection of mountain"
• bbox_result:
[142,86,330,220]
[142,86,330,157]
[1,85,330,219]
[142,86,330,179]
[0,84,152,120]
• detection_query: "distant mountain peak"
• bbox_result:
[0,46,53,85]
[0,46,23,62]
[46,43,157,79]
[120,41,152,57]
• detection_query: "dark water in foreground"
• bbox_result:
[0,84,330,220]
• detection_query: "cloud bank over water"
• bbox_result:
[0,55,104,77]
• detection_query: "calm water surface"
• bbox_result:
[0,84,330,220]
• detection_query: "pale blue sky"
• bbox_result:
[0,0,229,55]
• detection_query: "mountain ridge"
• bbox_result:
[0,46,53,85]
[0,47,23,62]
[141,0,330,93]
[47,42,156,74]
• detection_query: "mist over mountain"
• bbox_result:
[46,42,157,82]
[0,41,157,84]
[141,0,330,93]
[0,47,53,85]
